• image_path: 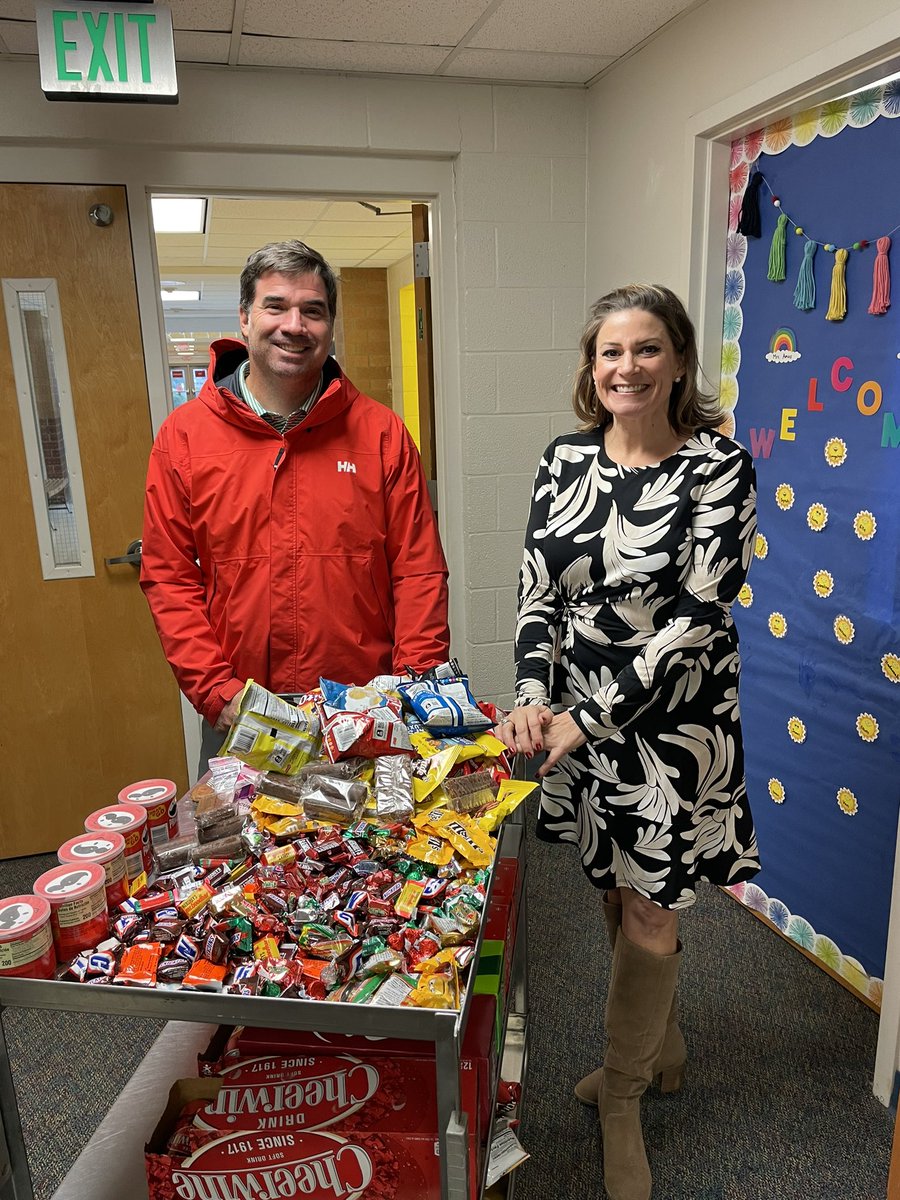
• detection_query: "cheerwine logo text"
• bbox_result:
[170,1138,374,1200]
[198,1059,380,1133]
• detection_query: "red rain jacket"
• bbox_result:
[141,341,449,725]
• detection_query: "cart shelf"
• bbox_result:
[0,809,528,1200]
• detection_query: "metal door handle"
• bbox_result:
[105,538,142,566]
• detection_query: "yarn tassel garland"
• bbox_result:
[868,236,891,314]
[825,248,849,321]
[793,240,817,311]
[737,172,764,238]
[767,214,789,282]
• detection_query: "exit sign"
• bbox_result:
[36,1,178,103]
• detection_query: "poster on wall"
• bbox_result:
[724,83,900,1008]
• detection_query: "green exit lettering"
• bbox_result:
[52,8,156,84]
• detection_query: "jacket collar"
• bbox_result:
[199,338,358,434]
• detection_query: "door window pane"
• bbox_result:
[3,279,95,579]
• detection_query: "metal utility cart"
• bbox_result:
[0,804,528,1200]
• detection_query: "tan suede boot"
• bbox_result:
[598,932,682,1200]
[574,899,685,1104]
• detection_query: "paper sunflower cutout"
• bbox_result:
[853,511,876,540]
[834,615,855,645]
[837,787,858,816]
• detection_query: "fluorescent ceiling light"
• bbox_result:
[161,289,201,302]
[152,196,207,233]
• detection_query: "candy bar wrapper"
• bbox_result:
[411,746,462,805]
[430,810,495,868]
[405,831,454,867]
[301,775,368,825]
[476,779,538,833]
[407,964,460,1009]
[441,768,498,814]
[114,942,164,987]
[195,806,244,843]
[373,755,414,823]
[294,756,368,782]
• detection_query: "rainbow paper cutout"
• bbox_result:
[766,326,802,363]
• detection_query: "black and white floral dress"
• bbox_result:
[516,427,761,909]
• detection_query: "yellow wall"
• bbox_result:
[398,283,420,448]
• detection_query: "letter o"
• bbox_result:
[857,380,882,416]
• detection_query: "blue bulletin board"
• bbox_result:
[723,85,900,1004]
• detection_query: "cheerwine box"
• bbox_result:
[198,1052,440,1135]
[145,1082,440,1200]
[198,993,497,1140]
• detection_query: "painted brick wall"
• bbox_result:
[337,267,393,409]
[455,88,587,706]
[0,65,588,708]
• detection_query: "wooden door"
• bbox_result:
[0,183,187,858]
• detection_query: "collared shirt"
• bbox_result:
[236,359,323,435]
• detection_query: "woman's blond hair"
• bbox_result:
[572,284,722,436]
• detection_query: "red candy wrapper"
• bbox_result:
[114,942,163,987]
[321,708,413,761]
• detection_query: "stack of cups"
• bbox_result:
[83,802,152,887]
[118,779,178,846]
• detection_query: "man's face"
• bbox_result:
[239,271,333,393]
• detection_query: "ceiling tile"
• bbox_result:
[167,0,234,33]
[173,31,231,64]
[0,18,35,53]
[212,199,332,222]
[242,0,491,45]
[238,36,449,73]
[310,219,411,239]
[0,3,35,19]
[445,48,613,84]
[472,0,695,57]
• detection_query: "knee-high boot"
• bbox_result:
[598,932,682,1200]
[574,899,685,1104]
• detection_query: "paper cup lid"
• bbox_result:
[58,832,126,866]
[118,779,177,806]
[84,803,147,833]
[0,895,51,939]
[34,862,106,903]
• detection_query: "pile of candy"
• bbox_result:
[59,665,533,1007]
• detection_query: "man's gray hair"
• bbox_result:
[239,240,338,321]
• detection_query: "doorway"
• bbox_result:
[151,193,435,474]
[0,183,189,857]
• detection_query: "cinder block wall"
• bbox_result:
[0,65,588,707]
[456,88,587,706]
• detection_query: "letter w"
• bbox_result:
[749,428,776,459]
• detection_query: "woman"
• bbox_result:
[495,284,760,1200]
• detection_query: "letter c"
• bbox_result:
[831,357,853,392]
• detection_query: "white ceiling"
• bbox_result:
[1,0,704,364]
[157,195,418,363]
[0,0,700,87]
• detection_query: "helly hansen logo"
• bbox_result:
[337,460,357,473]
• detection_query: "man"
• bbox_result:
[141,241,449,772]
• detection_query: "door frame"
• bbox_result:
[0,147,464,783]
[683,12,900,1107]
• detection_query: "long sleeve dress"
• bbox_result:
[515,426,761,909]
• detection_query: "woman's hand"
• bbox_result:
[493,704,553,756]
[537,710,587,777]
